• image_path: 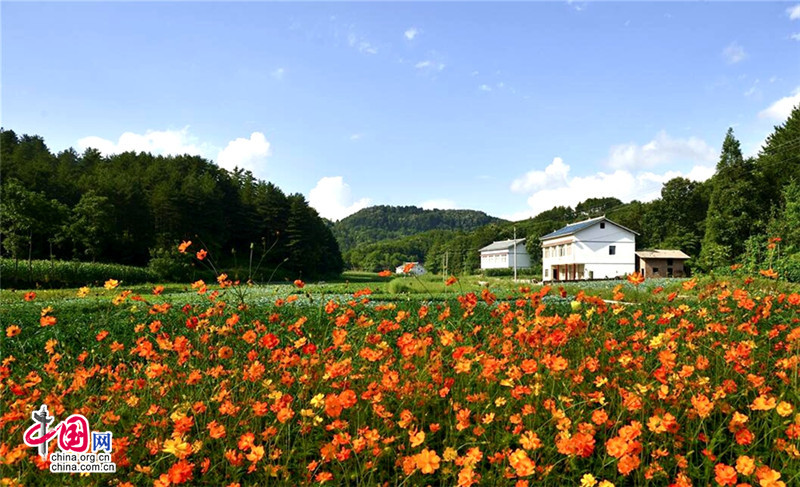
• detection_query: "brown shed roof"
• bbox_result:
[635,249,690,259]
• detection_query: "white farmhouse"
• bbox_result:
[395,262,426,275]
[479,238,531,270]
[540,216,637,281]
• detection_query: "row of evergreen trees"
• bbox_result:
[0,129,343,280]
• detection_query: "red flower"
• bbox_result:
[24,292,36,302]
[196,249,207,261]
[293,279,305,288]
[378,270,392,277]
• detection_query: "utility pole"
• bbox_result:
[513,226,517,281]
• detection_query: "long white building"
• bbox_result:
[540,216,637,281]
[479,238,531,270]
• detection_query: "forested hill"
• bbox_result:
[0,128,343,279]
[332,205,505,252]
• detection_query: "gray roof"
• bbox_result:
[540,216,639,240]
[479,238,526,252]
[636,249,690,259]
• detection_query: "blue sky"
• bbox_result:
[3,1,799,220]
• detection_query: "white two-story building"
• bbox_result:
[540,216,637,281]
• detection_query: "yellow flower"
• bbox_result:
[77,286,90,297]
[163,436,191,458]
[310,393,325,408]
[580,473,598,487]
[776,401,793,417]
[443,447,458,462]
[598,481,615,487]
[104,279,119,290]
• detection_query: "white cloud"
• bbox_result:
[788,4,800,20]
[348,33,378,54]
[510,157,570,193]
[479,84,492,92]
[607,131,717,170]
[216,132,271,177]
[404,27,419,40]
[349,133,363,141]
[415,60,445,72]
[759,87,800,121]
[722,42,747,64]
[509,157,716,219]
[271,67,285,80]
[744,79,760,97]
[420,199,457,210]
[76,127,212,157]
[791,33,800,41]
[308,176,371,221]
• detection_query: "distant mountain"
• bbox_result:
[332,205,506,252]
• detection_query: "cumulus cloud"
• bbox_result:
[479,84,492,92]
[216,132,271,177]
[722,42,747,64]
[420,199,457,210]
[308,176,371,221]
[759,87,800,121]
[788,4,800,20]
[404,27,419,40]
[76,127,211,157]
[509,157,716,219]
[607,131,717,170]
[510,157,570,193]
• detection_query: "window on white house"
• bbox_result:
[609,245,616,255]
[600,222,605,229]
[545,269,549,277]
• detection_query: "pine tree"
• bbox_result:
[700,128,761,268]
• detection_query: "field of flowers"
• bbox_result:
[2,271,800,486]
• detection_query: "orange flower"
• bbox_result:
[759,268,778,279]
[153,285,165,295]
[23,291,36,301]
[691,394,714,418]
[96,330,109,341]
[196,249,207,260]
[627,272,644,286]
[415,448,441,474]
[755,466,785,487]
[714,463,737,486]
[403,263,416,274]
[409,430,425,448]
[5,325,21,337]
[40,315,57,327]
[446,276,458,286]
[293,279,305,288]
[104,279,119,290]
[750,395,777,411]
[682,278,698,290]
[217,346,233,360]
[207,421,226,439]
[378,270,392,277]
[735,456,755,476]
[167,460,194,484]
[508,449,535,477]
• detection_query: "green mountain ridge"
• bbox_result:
[331,205,505,252]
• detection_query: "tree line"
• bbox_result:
[0,129,343,280]
[342,106,800,280]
